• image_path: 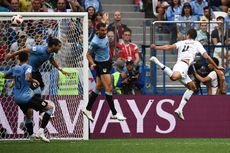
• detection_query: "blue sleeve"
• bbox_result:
[5,68,13,76]
[166,7,173,21]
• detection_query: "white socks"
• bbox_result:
[154,57,173,77]
[177,89,194,112]
[162,66,173,77]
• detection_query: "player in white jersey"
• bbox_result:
[149,29,222,120]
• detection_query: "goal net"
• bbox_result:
[0,12,89,140]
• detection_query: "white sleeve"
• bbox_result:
[25,67,32,74]
[208,71,217,81]
[175,41,183,50]
[197,41,206,55]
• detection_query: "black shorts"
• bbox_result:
[95,60,112,76]
[31,71,44,90]
[18,96,48,114]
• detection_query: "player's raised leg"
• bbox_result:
[150,56,173,77]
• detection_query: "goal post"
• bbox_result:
[0,12,89,140]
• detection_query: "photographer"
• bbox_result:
[194,57,227,95]
[122,59,140,95]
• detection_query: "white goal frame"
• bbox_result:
[0,12,89,140]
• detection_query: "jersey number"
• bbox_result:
[15,76,21,89]
[182,45,189,52]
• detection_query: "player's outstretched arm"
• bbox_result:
[5,48,30,60]
[49,58,70,76]
[150,44,176,51]
[0,71,13,79]
[202,52,221,70]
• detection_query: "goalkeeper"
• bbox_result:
[0,52,54,142]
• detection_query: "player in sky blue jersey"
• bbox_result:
[1,52,54,142]
[6,36,69,96]
[82,22,126,122]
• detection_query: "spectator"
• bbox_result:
[219,0,230,13]
[86,6,96,19]
[8,0,20,12]
[92,12,103,28]
[28,0,48,12]
[107,30,117,63]
[166,0,183,43]
[177,2,198,40]
[19,0,31,12]
[88,18,96,43]
[224,8,230,27]
[196,21,210,45]
[211,16,226,45]
[117,28,141,65]
[200,6,216,33]
[166,0,182,21]
[83,0,103,13]
[107,11,128,44]
[54,0,81,12]
[190,0,208,18]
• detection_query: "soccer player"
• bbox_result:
[5,36,69,97]
[0,52,54,142]
[149,28,222,121]
[82,22,126,122]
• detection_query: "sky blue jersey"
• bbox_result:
[29,45,54,72]
[6,64,34,104]
[88,35,110,62]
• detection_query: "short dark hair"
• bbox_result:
[203,6,209,11]
[18,52,28,63]
[96,22,106,30]
[47,36,61,47]
[216,16,224,21]
[186,28,197,40]
[212,57,219,66]
[123,27,132,34]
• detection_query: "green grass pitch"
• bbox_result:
[1,138,230,153]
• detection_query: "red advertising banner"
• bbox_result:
[1,95,230,139]
[90,95,230,138]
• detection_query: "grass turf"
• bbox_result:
[1,138,230,153]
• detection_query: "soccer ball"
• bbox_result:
[11,15,23,25]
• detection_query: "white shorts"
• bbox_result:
[173,61,192,84]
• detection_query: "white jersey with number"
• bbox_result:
[175,39,206,66]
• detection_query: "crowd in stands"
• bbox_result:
[0,0,229,95]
